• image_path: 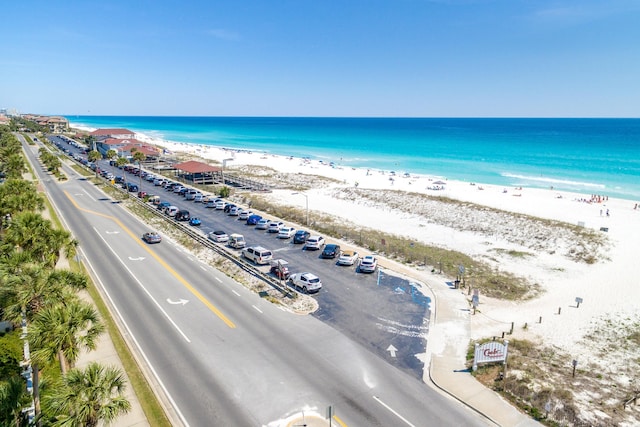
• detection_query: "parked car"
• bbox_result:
[175,210,190,221]
[157,201,171,210]
[208,230,229,243]
[246,214,262,225]
[228,233,246,249]
[338,250,359,266]
[185,190,199,200]
[223,203,236,213]
[293,230,310,244]
[305,235,325,250]
[228,206,242,216]
[321,244,341,259]
[173,185,185,193]
[256,218,270,230]
[278,226,296,239]
[358,255,378,273]
[238,210,253,220]
[205,200,216,208]
[193,193,204,202]
[127,183,138,192]
[215,200,226,210]
[164,206,178,217]
[269,259,290,279]
[189,217,201,226]
[267,221,284,233]
[137,191,147,198]
[288,272,322,293]
[142,231,162,244]
[242,246,273,265]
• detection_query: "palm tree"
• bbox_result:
[131,148,146,191]
[0,376,28,427]
[1,264,87,323]
[115,156,128,189]
[44,362,131,427]
[87,150,101,178]
[105,149,117,181]
[0,179,44,218]
[2,212,76,268]
[29,300,105,374]
[4,154,27,179]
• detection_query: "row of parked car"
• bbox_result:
[117,164,378,294]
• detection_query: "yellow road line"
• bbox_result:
[64,190,236,328]
[333,415,348,426]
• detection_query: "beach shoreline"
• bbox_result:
[73,124,640,346]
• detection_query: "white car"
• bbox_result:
[256,218,270,230]
[358,255,378,273]
[267,221,284,233]
[305,235,325,250]
[288,272,322,294]
[215,200,226,210]
[238,210,253,220]
[338,250,359,266]
[228,206,242,216]
[278,226,296,239]
[208,230,229,243]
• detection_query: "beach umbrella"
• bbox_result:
[433,180,446,185]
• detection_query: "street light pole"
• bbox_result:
[292,192,309,225]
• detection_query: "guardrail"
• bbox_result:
[50,142,294,297]
[112,182,294,297]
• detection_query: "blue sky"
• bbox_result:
[1,0,639,117]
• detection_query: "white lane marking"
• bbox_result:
[94,227,191,343]
[79,247,191,427]
[215,277,222,283]
[82,187,97,202]
[252,305,263,314]
[199,265,207,271]
[372,396,416,427]
[232,290,241,297]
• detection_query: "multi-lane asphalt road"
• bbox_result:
[23,136,488,426]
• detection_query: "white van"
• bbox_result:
[228,233,246,249]
[242,246,273,265]
[164,206,179,217]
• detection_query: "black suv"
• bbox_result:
[175,210,190,221]
[321,244,341,259]
[293,230,310,244]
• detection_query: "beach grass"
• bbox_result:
[238,194,537,300]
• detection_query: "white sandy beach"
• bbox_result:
[143,135,640,359]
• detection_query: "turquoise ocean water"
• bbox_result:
[66,116,640,201]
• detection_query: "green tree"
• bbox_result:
[105,149,117,180]
[2,212,78,268]
[0,376,28,427]
[0,179,44,218]
[2,154,26,179]
[1,263,87,323]
[115,157,129,192]
[44,362,131,427]
[131,148,145,190]
[87,150,101,178]
[29,300,104,374]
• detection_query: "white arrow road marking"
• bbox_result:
[167,298,189,305]
[128,256,145,261]
[386,344,398,357]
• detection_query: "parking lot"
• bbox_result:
[49,135,432,377]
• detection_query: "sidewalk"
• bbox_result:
[387,260,540,427]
